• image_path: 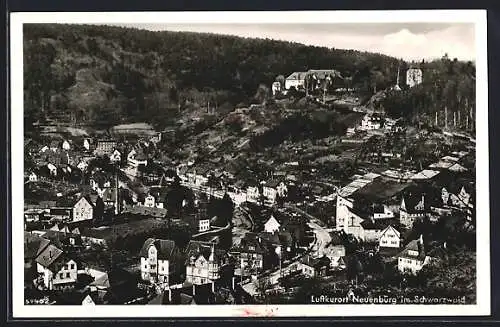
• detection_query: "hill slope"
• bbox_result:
[23,23,402,128]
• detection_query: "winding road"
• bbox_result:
[241,205,332,296]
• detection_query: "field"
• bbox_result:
[110,123,157,136]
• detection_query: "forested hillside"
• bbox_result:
[24,24,401,127]
[23,24,476,130]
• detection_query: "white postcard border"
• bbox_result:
[10,9,489,318]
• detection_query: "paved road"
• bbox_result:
[241,207,332,296]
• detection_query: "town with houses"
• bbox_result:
[23,48,476,305]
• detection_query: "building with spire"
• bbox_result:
[393,64,402,91]
[184,241,227,285]
[397,235,431,274]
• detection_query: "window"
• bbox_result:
[66,272,70,278]
[59,273,64,279]
[70,263,74,270]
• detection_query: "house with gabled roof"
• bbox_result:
[185,241,227,285]
[24,232,51,269]
[397,235,431,275]
[379,225,401,248]
[139,238,182,285]
[322,232,346,268]
[399,194,426,228]
[72,196,94,222]
[264,215,281,234]
[285,72,308,90]
[109,149,122,164]
[300,255,331,278]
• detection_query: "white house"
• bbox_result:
[40,145,49,153]
[139,238,180,285]
[35,244,78,290]
[47,163,58,177]
[397,235,431,275]
[143,194,164,209]
[262,185,277,203]
[198,218,211,232]
[300,255,331,278]
[264,215,281,234]
[379,225,401,248]
[185,242,221,285]
[29,172,38,182]
[335,173,381,231]
[360,114,382,130]
[322,233,346,268]
[285,72,307,90]
[406,68,423,88]
[272,81,282,96]
[109,149,121,164]
[246,186,260,203]
[83,139,91,151]
[72,196,94,222]
[77,160,89,172]
[62,140,71,151]
[442,186,472,210]
[127,149,148,167]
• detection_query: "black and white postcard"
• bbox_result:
[10,10,490,317]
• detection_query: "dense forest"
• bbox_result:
[24,24,402,126]
[380,54,476,130]
[23,24,476,130]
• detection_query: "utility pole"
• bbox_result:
[435,111,438,126]
[445,107,448,129]
[453,111,456,128]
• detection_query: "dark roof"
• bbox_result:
[353,178,412,202]
[360,218,395,231]
[265,179,284,188]
[41,230,82,244]
[397,239,426,261]
[24,233,51,260]
[237,234,267,254]
[328,232,344,246]
[139,238,178,260]
[35,244,64,269]
[278,231,293,247]
[89,268,137,289]
[184,240,214,263]
[286,72,308,80]
[300,255,331,269]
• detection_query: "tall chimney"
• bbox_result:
[192,284,196,296]
[168,288,172,302]
[232,276,236,290]
[211,281,215,293]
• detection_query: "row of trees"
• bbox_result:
[380,55,475,130]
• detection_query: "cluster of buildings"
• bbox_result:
[272,67,423,96]
[334,147,474,274]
